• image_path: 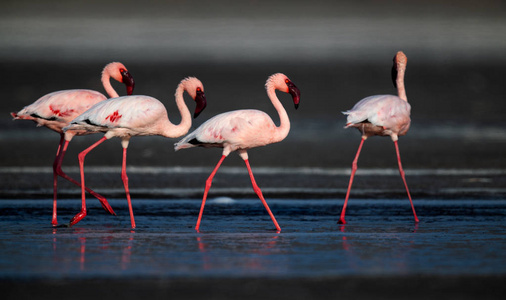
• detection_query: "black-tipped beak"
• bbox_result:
[286,81,300,109]
[193,90,207,118]
[121,70,135,95]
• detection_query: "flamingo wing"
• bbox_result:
[15,90,106,122]
[343,95,411,129]
[69,96,167,131]
[175,109,275,150]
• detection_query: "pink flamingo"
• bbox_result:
[175,73,301,232]
[63,77,207,228]
[338,51,419,224]
[11,62,135,226]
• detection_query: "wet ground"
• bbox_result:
[1,167,506,299]
[1,196,505,299]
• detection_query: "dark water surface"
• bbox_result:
[1,197,505,299]
[1,197,505,277]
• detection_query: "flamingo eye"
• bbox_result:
[120,68,126,73]
[285,79,289,84]
[196,87,202,92]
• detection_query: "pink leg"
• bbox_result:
[53,139,116,217]
[338,138,365,224]
[69,136,108,227]
[121,147,136,229]
[394,141,419,223]
[244,159,281,232]
[195,155,226,231]
[51,134,66,225]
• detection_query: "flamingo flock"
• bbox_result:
[11,51,419,230]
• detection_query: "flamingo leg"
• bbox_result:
[51,134,66,225]
[338,137,366,224]
[244,159,281,232]
[394,141,419,223]
[53,138,116,218]
[70,136,108,226]
[121,147,136,229]
[195,155,226,231]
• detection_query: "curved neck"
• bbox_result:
[101,71,119,98]
[163,84,192,138]
[266,86,290,143]
[396,67,407,101]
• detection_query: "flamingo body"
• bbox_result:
[344,94,411,139]
[12,89,106,134]
[63,77,207,228]
[175,73,301,232]
[68,95,173,138]
[10,62,135,226]
[338,51,418,224]
[176,109,280,154]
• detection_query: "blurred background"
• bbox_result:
[1,0,505,170]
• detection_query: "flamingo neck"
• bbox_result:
[163,84,192,138]
[267,87,290,143]
[101,71,119,98]
[396,67,407,101]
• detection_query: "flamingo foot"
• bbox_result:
[337,218,347,224]
[97,196,116,216]
[69,209,87,227]
[52,219,58,226]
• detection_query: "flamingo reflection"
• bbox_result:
[196,234,281,272]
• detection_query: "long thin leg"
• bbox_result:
[394,141,419,223]
[51,134,66,225]
[121,147,136,229]
[338,138,366,224]
[195,155,226,231]
[69,136,108,226]
[244,159,281,232]
[53,140,116,216]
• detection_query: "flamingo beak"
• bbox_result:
[286,81,300,109]
[193,90,207,118]
[121,70,135,95]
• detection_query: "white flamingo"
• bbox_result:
[175,73,301,232]
[63,77,207,228]
[11,62,135,226]
[339,51,419,224]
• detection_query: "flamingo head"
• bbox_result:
[104,62,135,95]
[193,87,207,118]
[391,51,407,88]
[182,77,207,118]
[266,73,301,109]
[120,68,135,95]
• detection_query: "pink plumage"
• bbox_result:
[10,62,135,226]
[175,73,301,232]
[344,94,411,139]
[63,77,207,228]
[338,51,419,224]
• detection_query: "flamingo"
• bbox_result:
[63,77,207,228]
[10,62,135,226]
[175,73,301,232]
[338,51,419,224]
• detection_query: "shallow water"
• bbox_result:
[1,198,504,279]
